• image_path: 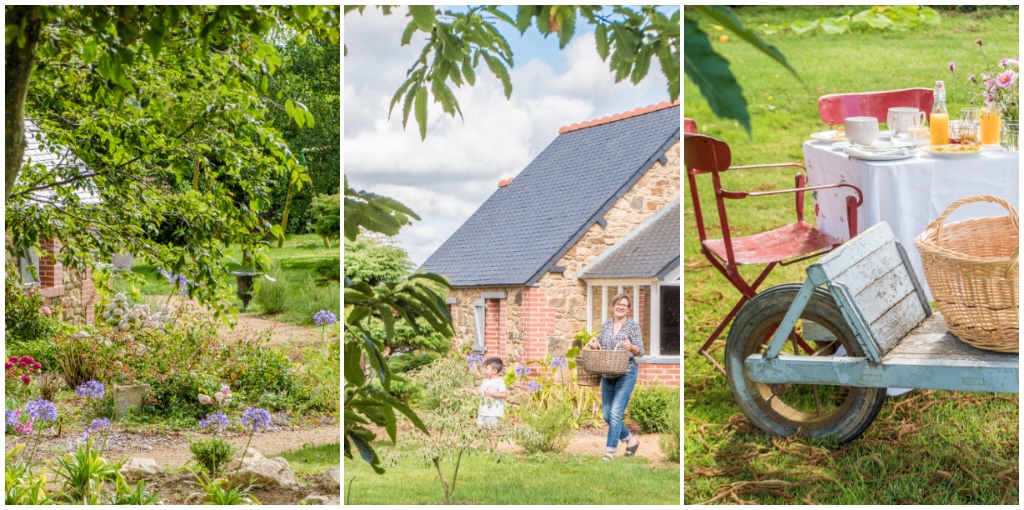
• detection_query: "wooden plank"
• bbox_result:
[854,263,920,325]
[832,242,905,297]
[886,313,1019,361]
[745,354,1019,393]
[868,292,928,356]
[808,223,896,284]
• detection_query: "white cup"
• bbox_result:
[845,116,879,146]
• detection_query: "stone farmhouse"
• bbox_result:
[6,120,99,324]
[419,101,681,386]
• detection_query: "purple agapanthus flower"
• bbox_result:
[89,418,111,432]
[514,364,529,378]
[467,354,484,368]
[241,407,272,431]
[199,411,229,431]
[551,356,568,370]
[526,381,542,392]
[313,310,337,326]
[76,380,105,399]
[25,399,58,422]
[5,409,20,428]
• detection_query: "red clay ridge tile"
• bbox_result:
[497,178,513,188]
[559,99,680,134]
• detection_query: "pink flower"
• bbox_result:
[968,73,976,82]
[214,392,225,403]
[976,39,983,46]
[4,362,12,370]
[198,394,214,405]
[21,374,31,385]
[41,306,51,316]
[996,70,1016,89]
[948,61,956,71]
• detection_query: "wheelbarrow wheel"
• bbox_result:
[725,283,886,443]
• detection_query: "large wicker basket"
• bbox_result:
[578,348,629,377]
[575,355,602,387]
[914,195,1019,353]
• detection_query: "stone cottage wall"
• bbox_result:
[535,140,680,352]
[6,237,96,325]
[444,140,680,385]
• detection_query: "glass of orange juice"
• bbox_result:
[980,108,1001,145]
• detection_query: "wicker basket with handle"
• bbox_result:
[575,353,602,387]
[914,194,1019,353]
[578,348,629,377]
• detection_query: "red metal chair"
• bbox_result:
[684,117,698,134]
[684,133,863,375]
[818,88,934,128]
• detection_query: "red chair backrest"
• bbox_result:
[684,117,698,134]
[683,133,731,173]
[818,88,934,126]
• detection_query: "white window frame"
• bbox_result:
[585,279,680,359]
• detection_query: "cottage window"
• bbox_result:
[472,299,486,354]
[17,247,40,286]
[586,280,679,358]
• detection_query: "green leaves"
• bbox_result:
[753,6,941,36]
[683,16,750,136]
[692,6,800,83]
[408,5,436,32]
[343,177,420,241]
[383,6,514,141]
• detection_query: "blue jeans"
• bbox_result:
[601,363,638,452]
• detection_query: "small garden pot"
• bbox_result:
[113,384,152,419]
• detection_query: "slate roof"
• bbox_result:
[578,199,679,280]
[419,102,680,287]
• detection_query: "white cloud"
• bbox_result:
[344,8,672,266]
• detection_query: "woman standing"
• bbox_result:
[587,292,644,461]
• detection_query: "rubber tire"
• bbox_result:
[725,283,886,443]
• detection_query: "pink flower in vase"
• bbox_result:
[996,71,1016,89]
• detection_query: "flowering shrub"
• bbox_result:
[5,268,63,345]
[509,352,602,430]
[6,355,42,386]
[949,39,1019,121]
[6,409,34,436]
[100,293,173,330]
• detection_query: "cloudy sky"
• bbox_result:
[344,7,675,265]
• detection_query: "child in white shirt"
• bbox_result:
[477,357,507,429]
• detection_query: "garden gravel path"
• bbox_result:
[7,421,340,469]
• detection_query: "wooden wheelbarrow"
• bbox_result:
[725,222,1018,443]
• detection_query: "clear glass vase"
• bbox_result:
[1001,119,1019,152]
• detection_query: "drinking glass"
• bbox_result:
[959,108,981,144]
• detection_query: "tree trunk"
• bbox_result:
[5,6,43,204]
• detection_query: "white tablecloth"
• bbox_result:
[803,141,1019,299]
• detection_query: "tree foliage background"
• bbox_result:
[5,6,339,316]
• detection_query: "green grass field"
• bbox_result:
[684,6,1019,504]
[125,234,339,325]
[343,443,680,505]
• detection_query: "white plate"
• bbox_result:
[810,130,846,144]
[919,145,984,158]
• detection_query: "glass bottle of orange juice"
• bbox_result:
[929,80,948,145]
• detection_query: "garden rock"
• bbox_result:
[119,457,161,480]
[323,466,341,491]
[302,494,331,505]
[229,456,297,488]
[113,384,152,419]
[237,447,266,466]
